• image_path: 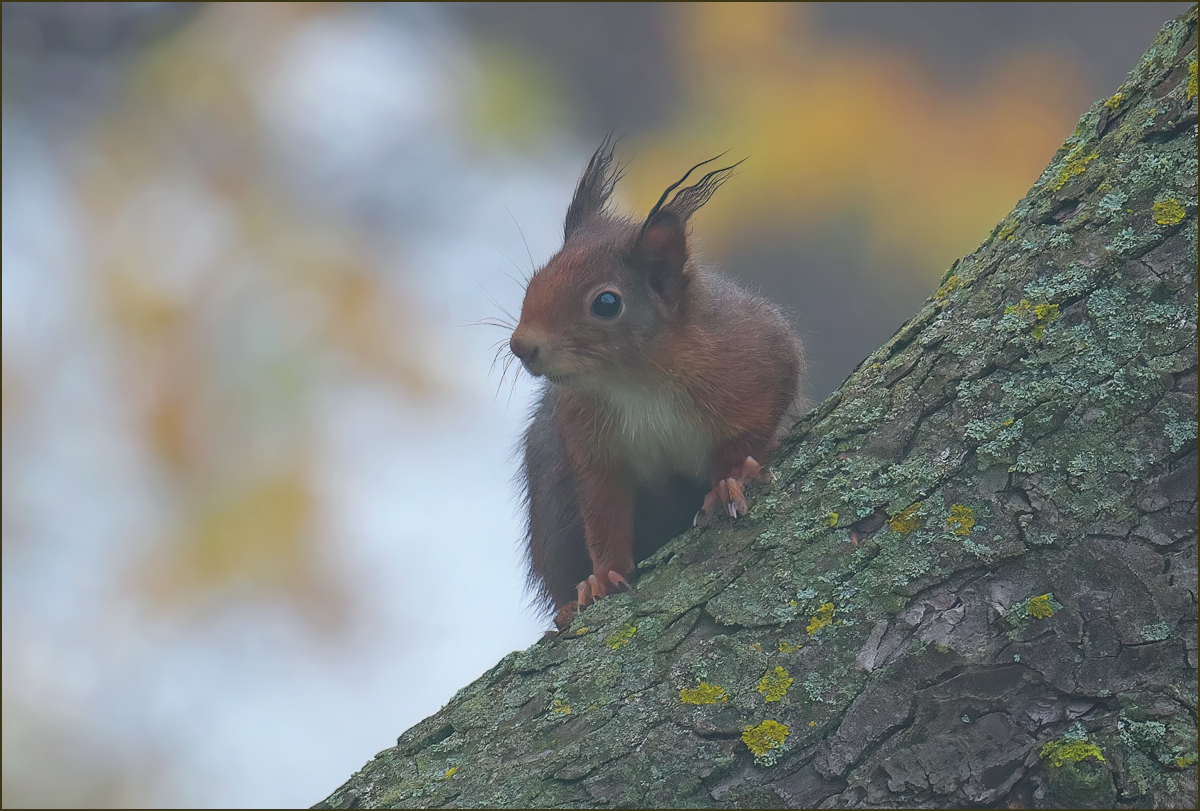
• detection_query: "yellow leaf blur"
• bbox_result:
[623,3,1084,279]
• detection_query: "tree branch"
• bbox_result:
[318,7,1197,808]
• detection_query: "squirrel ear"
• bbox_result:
[633,155,743,310]
[564,134,619,239]
[633,211,689,308]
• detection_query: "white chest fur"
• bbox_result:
[600,383,713,484]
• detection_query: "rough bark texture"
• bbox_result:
[318,10,1198,809]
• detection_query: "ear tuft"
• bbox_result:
[564,133,623,239]
[640,154,744,232]
[632,154,743,311]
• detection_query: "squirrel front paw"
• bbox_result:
[577,569,631,607]
[553,570,632,629]
[694,456,773,525]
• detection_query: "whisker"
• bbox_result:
[496,354,519,401]
[472,278,519,325]
[458,317,517,331]
[495,250,531,289]
[503,204,537,277]
[494,355,508,399]
[506,359,521,407]
[489,339,513,375]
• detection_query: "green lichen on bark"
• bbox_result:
[317,8,1197,809]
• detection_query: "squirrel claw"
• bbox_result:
[724,478,747,517]
[740,456,773,483]
[607,570,631,591]
[694,489,720,526]
[577,575,605,606]
[699,456,767,523]
[575,568,632,609]
[588,574,606,602]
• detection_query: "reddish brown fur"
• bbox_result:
[513,140,803,627]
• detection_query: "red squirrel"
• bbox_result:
[510,137,804,629]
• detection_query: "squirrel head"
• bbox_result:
[510,136,740,388]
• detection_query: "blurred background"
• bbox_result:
[2,2,1191,806]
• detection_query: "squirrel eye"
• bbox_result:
[591,291,622,319]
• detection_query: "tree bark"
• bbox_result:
[318,8,1197,808]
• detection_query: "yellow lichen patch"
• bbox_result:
[996,221,1018,242]
[443,766,459,780]
[934,273,961,303]
[1050,146,1099,192]
[1188,60,1198,102]
[680,682,729,705]
[1177,755,1197,768]
[551,698,572,716]
[1027,593,1055,619]
[574,626,590,636]
[1103,92,1123,113]
[1032,303,1060,339]
[1006,300,1058,338]
[1034,302,1059,321]
[742,720,789,757]
[946,504,975,536]
[827,512,839,527]
[889,503,923,534]
[604,623,637,649]
[806,602,836,635]
[1005,299,1031,317]
[778,641,803,653]
[1040,739,1105,768]
[757,666,794,702]
[1153,198,1186,226]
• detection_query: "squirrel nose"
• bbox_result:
[509,334,540,365]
